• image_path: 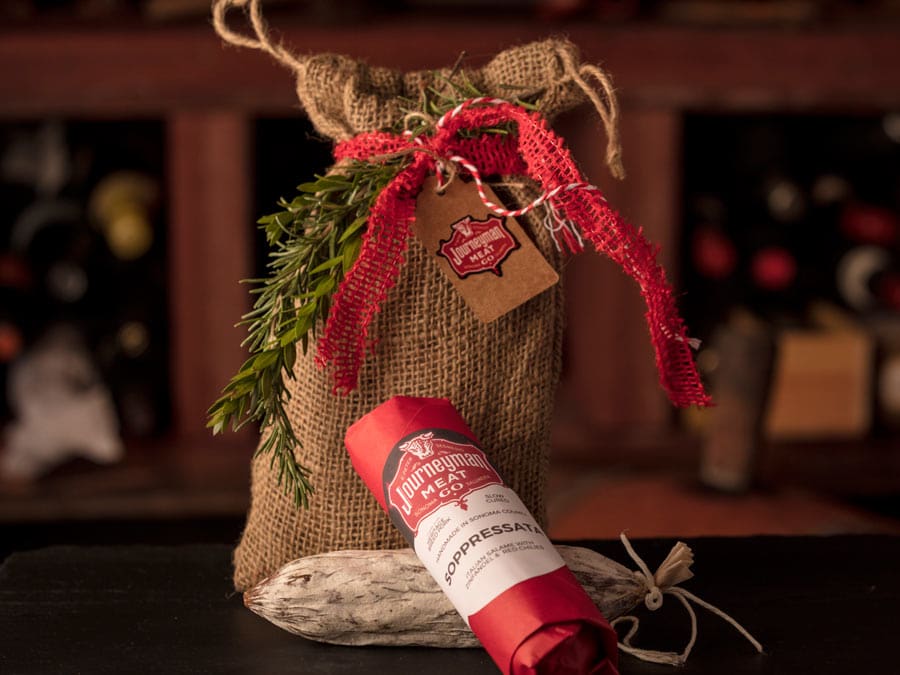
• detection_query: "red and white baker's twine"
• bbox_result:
[445,153,599,216]
[405,97,603,251]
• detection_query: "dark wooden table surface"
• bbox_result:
[0,536,897,674]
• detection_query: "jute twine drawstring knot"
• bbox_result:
[212,0,305,73]
[614,533,765,667]
[211,0,625,180]
[554,46,625,180]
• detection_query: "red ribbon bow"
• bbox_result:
[318,98,711,408]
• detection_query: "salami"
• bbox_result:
[345,396,619,675]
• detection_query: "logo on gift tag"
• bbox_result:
[437,215,520,278]
[414,177,559,323]
[383,429,503,538]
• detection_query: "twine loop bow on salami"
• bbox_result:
[613,534,764,666]
[322,97,711,407]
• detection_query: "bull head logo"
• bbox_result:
[399,432,434,460]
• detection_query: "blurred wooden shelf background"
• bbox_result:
[1,14,899,522]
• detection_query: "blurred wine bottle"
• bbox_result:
[691,224,737,281]
[811,173,852,208]
[0,254,30,426]
[0,319,23,366]
[10,198,94,310]
[85,165,168,437]
[880,352,900,430]
[74,140,168,439]
[0,253,31,368]
[750,243,797,293]
[836,246,894,313]
[88,171,159,261]
[743,217,803,321]
[840,203,899,247]
[95,314,167,438]
[763,175,806,224]
[682,194,739,338]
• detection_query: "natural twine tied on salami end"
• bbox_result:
[247,535,764,668]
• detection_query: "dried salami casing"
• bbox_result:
[244,546,642,648]
[345,396,619,675]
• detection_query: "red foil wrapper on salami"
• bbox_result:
[345,396,619,675]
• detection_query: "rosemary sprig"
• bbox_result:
[207,160,399,507]
[209,77,532,509]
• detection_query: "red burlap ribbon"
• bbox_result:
[318,99,711,408]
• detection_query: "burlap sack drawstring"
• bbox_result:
[612,533,764,667]
[556,50,626,180]
[211,0,625,179]
[212,0,305,72]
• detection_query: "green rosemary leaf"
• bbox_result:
[297,176,348,193]
[283,342,297,374]
[338,215,368,243]
[259,367,272,399]
[227,380,256,397]
[300,332,310,356]
[342,236,362,273]
[279,314,311,348]
[206,398,227,417]
[309,257,343,275]
[313,277,336,298]
[253,349,280,370]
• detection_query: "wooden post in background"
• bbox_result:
[168,112,253,440]
[555,105,683,453]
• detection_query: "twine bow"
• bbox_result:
[614,533,764,666]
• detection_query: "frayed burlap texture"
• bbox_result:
[215,1,604,592]
[297,39,586,141]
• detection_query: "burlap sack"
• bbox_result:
[234,183,566,590]
[214,2,613,592]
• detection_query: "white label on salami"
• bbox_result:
[383,429,564,620]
